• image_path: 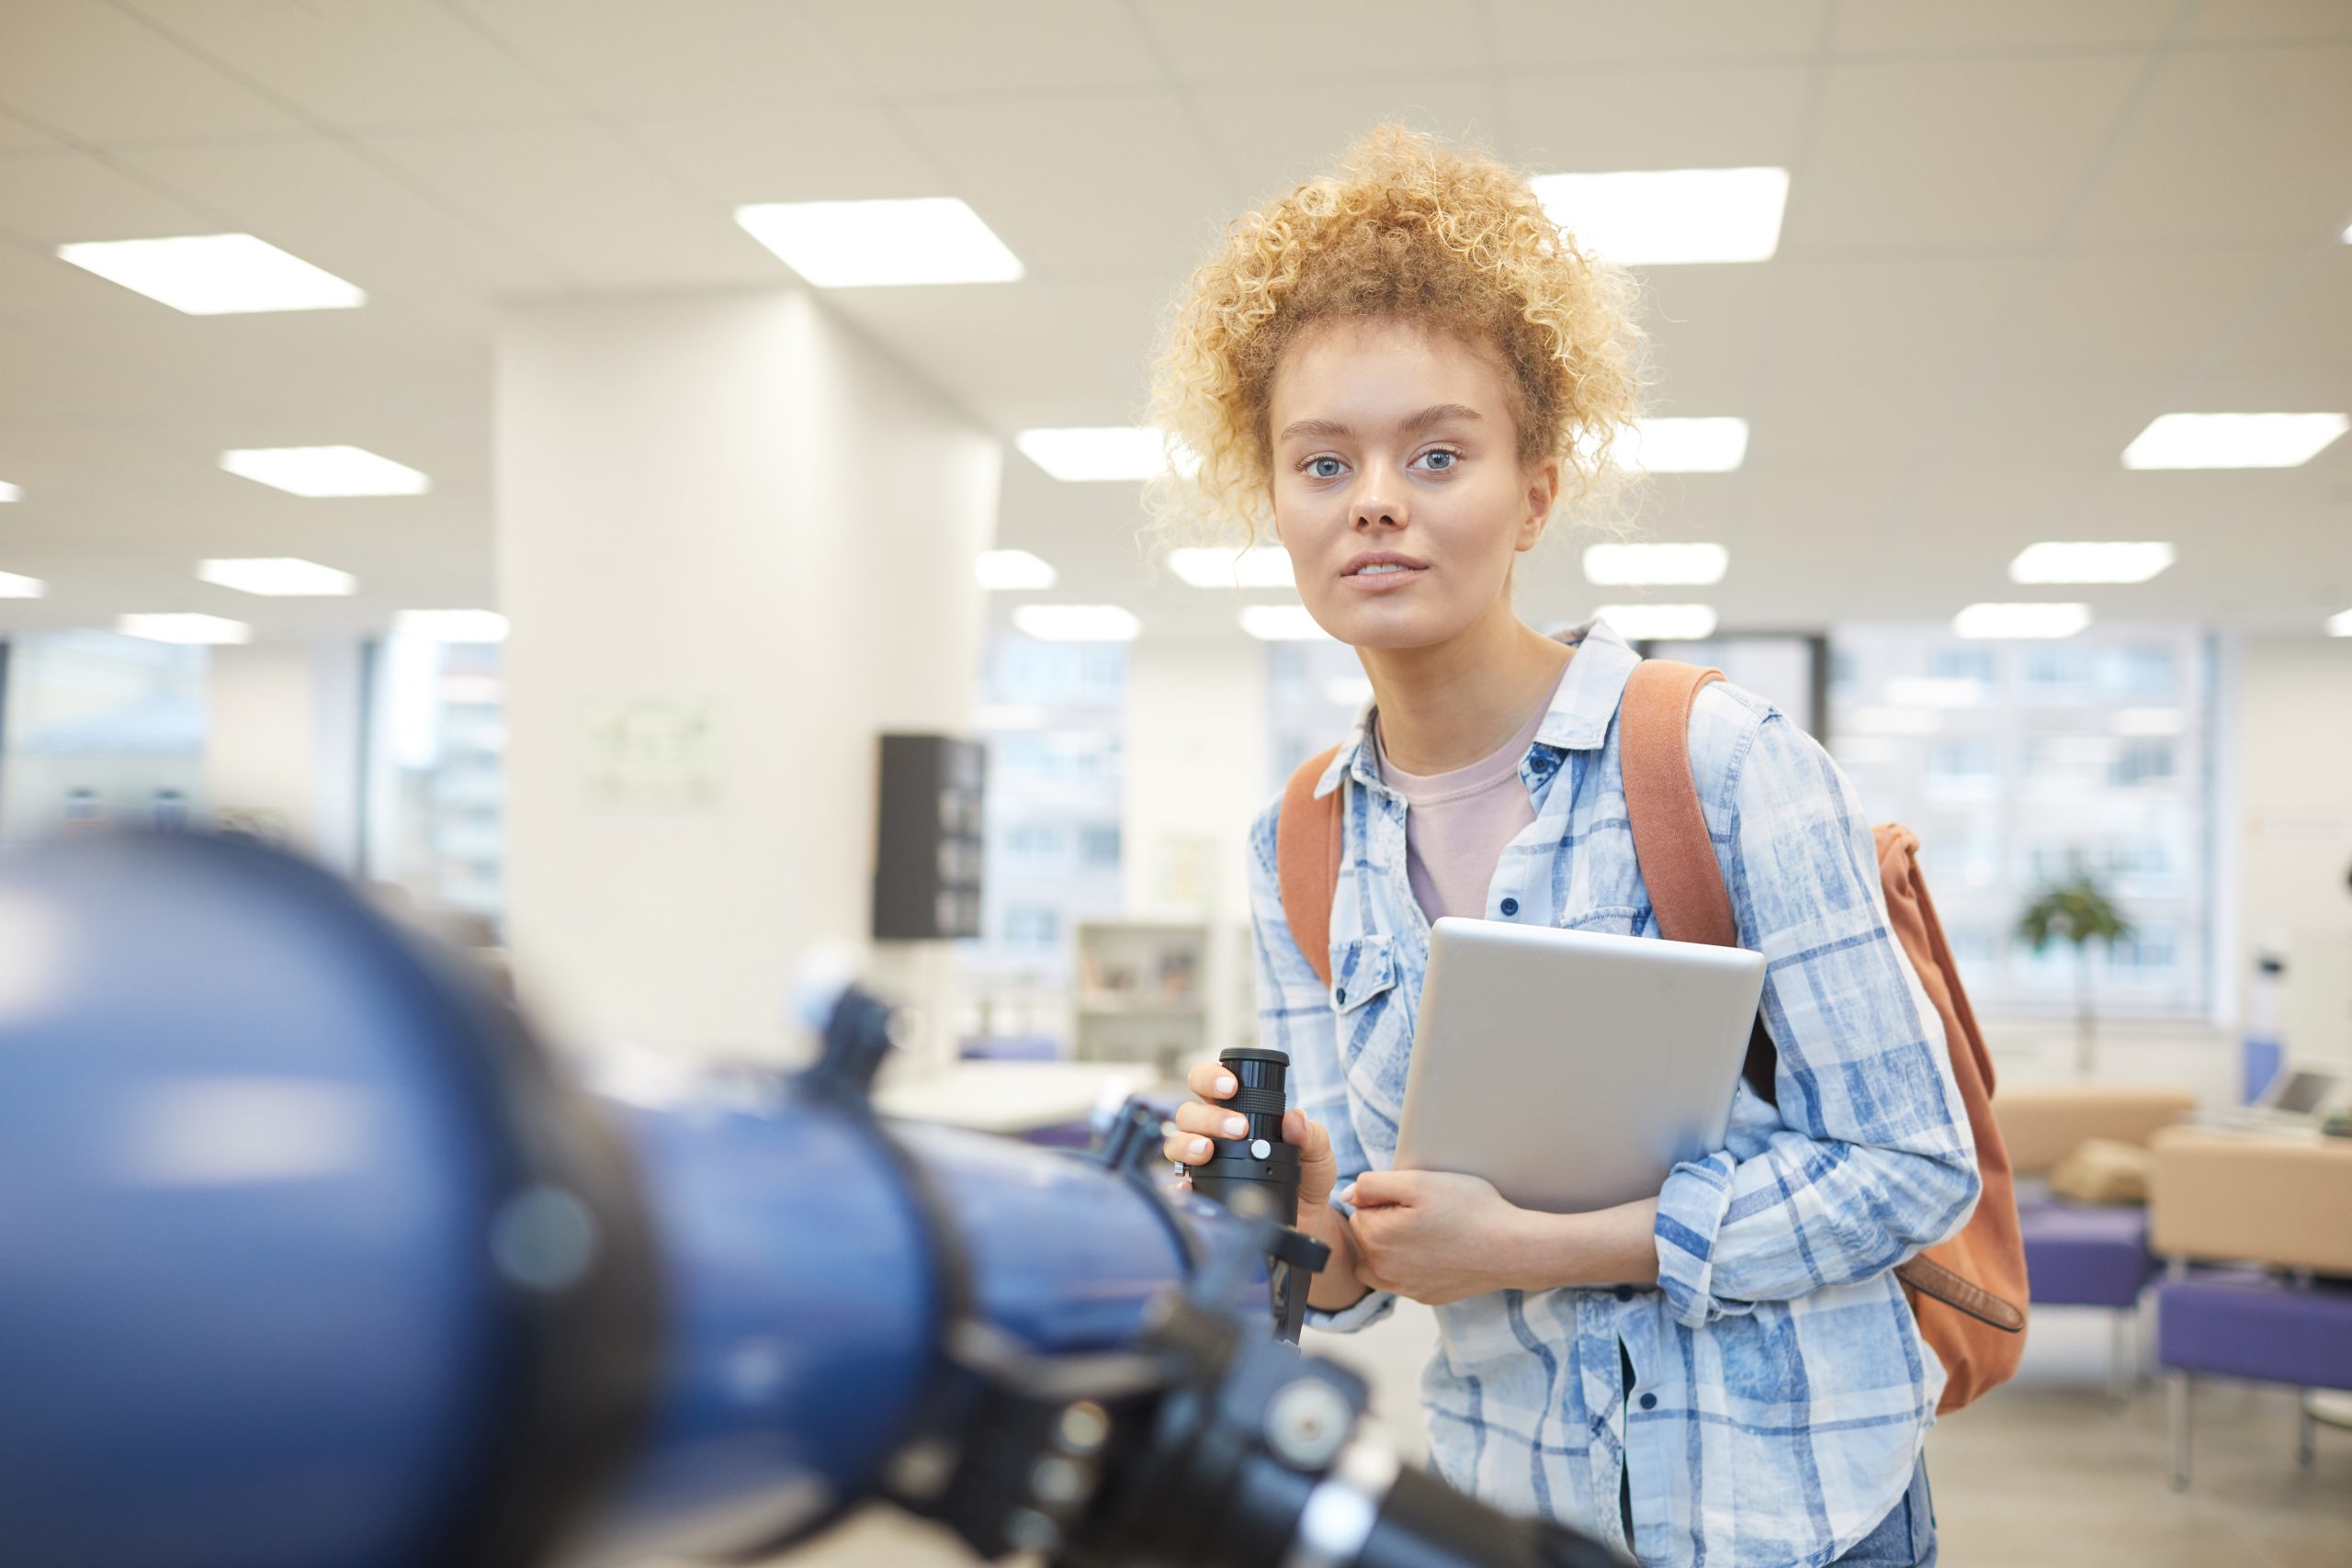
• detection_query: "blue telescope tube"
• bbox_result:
[0,833,1228,1568]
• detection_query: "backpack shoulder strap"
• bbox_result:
[1275,746,1343,990]
[1621,659,1779,1101]
[1620,660,1736,947]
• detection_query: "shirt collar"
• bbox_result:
[1312,616,1641,800]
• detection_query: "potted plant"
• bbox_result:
[2015,872,2135,1077]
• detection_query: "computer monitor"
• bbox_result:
[2259,1068,2336,1117]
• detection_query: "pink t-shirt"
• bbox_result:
[1372,669,1564,922]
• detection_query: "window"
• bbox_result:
[0,631,209,843]
[2109,739,2174,786]
[1829,625,2211,1018]
[1079,824,1121,865]
[363,633,505,929]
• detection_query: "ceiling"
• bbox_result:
[0,0,2347,646]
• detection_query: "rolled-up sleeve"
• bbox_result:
[1653,705,1981,1329]
[1246,799,1396,1334]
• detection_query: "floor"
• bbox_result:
[684,1023,2352,1567]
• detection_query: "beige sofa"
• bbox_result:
[1996,1084,2199,1178]
[2147,1127,2352,1273]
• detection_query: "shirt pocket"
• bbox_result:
[1327,934,1397,1014]
[1557,904,1649,938]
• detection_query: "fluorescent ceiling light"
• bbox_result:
[976,548,1057,591]
[2009,541,2175,584]
[198,557,356,597]
[1530,167,1789,265]
[221,446,429,498]
[1582,541,1728,586]
[1170,546,1295,588]
[2329,607,2352,637]
[1015,427,1191,483]
[0,570,47,598]
[1953,603,2090,639]
[2115,708,2184,736]
[2121,412,2348,469]
[735,198,1023,287]
[119,613,251,645]
[56,233,364,315]
[0,479,19,502]
[1594,603,1718,640]
[1618,418,1749,474]
[1238,604,1330,641]
[1884,677,1987,708]
[1012,604,1139,642]
[1846,706,1941,737]
[396,609,508,643]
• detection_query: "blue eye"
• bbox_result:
[1419,449,1459,471]
[1306,457,1343,479]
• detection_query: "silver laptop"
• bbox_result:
[2199,1066,2340,1131]
[1394,917,1767,1214]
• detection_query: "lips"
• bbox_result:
[1342,550,1430,578]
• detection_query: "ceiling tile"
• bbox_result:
[1483,2,1830,66]
[1134,1,1487,84]
[1505,62,1814,175]
[118,136,561,304]
[0,148,216,245]
[899,93,1228,274]
[808,1,1164,97]
[1633,263,1778,409]
[825,279,1136,418]
[447,0,863,115]
[1787,53,2146,253]
[2216,244,2352,375]
[1980,247,2299,378]
[626,103,949,204]
[1191,79,1504,200]
[1831,1,2182,53]
[2067,44,2352,246]
[1762,255,2036,383]
[117,0,576,132]
[2181,0,2352,42]
[361,121,774,289]
[0,0,300,145]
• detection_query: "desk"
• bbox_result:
[873,1060,1177,1137]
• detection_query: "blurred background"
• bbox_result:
[0,3,2347,1564]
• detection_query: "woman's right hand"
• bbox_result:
[1160,1058,1340,1213]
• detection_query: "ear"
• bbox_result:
[1516,455,1562,553]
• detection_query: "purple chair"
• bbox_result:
[2156,1266,2352,1489]
[2016,1191,2159,1404]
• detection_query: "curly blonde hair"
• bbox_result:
[1145,123,1647,552]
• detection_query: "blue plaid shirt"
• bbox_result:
[1251,619,1980,1568]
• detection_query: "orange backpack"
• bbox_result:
[1275,659,2028,1413]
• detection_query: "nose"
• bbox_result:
[1351,457,1407,531]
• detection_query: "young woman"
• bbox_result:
[1146,128,1979,1568]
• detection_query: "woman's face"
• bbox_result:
[1266,316,1557,652]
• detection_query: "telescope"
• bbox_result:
[0,830,1625,1568]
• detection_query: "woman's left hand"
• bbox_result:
[1341,1169,1544,1306]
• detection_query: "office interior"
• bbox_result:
[1,4,2348,1567]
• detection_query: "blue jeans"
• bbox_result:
[1827,1455,1937,1566]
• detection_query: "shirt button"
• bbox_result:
[1640,1393,1657,1411]
[1335,987,1346,1006]
[1614,1285,1634,1301]
[1499,897,1520,917]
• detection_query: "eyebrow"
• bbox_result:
[1277,403,1486,444]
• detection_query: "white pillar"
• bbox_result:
[203,640,363,873]
[1123,635,1272,1059]
[495,289,998,1060]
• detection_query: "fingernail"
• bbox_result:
[1192,1137,1211,1158]
[1339,1183,1357,1204]
[1216,1074,1236,1094]
[1224,1115,1247,1136]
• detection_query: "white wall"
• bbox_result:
[496,288,997,1060]
[2232,635,2352,1070]
[1122,634,1271,928]
[203,640,363,872]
